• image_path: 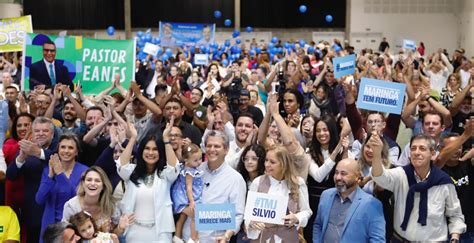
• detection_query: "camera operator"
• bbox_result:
[221,61,249,88]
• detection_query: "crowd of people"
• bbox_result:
[0,35,473,243]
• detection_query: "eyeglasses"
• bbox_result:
[43,49,56,53]
[243,156,259,162]
[35,100,50,106]
[169,133,182,138]
[367,120,383,125]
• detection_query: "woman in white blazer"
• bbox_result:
[118,121,179,242]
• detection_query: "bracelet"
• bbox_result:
[163,141,171,144]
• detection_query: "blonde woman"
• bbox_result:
[62,166,123,234]
[246,146,312,242]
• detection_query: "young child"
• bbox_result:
[171,144,204,243]
[69,211,119,243]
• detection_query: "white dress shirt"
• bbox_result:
[372,167,466,241]
[182,161,247,242]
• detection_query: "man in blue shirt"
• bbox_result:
[313,158,386,243]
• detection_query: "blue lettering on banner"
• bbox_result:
[356,78,406,115]
[254,197,277,209]
[252,208,276,218]
[195,204,236,231]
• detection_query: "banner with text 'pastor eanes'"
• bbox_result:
[22,33,135,94]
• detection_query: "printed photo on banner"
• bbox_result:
[195,204,236,231]
[403,39,417,50]
[159,21,215,47]
[0,15,33,53]
[356,77,407,115]
[244,191,288,225]
[22,33,135,94]
[332,54,356,78]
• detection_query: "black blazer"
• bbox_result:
[29,59,74,91]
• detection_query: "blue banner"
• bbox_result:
[333,54,356,78]
[159,21,215,47]
[195,203,236,231]
[356,78,407,115]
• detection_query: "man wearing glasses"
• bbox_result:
[29,40,73,91]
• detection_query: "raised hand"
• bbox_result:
[130,81,141,96]
[163,115,175,141]
[367,132,384,156]
[126,122,137,139]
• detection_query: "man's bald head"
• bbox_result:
[337,158,361,177]
[334,158,361,195]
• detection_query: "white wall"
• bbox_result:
[349,0,459,55]
[458,0,474,57]
[0,3,22,19]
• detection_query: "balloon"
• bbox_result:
[214,10,222,19]
[224,19,232,27]
[307,47,314,54]
[268,42,274,49]
[299,5,307,13]
[165,48,173,57]
[235,39,241,44]
[283,42,290,49]
[161,54,169,61]
[153,37,161,45]
[136,31,144,38]
[232,30,240,38]
[277,47,283,53]
[224,40,231,47]
[299,39,306,47]
[325,15,333,23]
[145,33,152,42]
[249,49,256,56]
[106,26,115,36]
[246,26,253,33]
[333,45,342,52]
[271,36,278,44]
[252,63,258,69]
[221,59,229,67]
[255,48,261,54]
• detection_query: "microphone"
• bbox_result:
[204,182,210,187]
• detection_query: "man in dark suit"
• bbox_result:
[29,40,73,91]
[313,158,386,243]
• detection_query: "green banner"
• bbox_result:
[22,33,135,94]
[0,15,33,52]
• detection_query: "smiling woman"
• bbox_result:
[35,133,89,242]
[62,166,120,234]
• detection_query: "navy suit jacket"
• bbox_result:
[5,140,58,229]
[29,59,74,91]
[313,187,386,243]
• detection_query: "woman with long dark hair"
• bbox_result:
[118,120,178,242]
[303,115,350,242]
[235,144,267,242]
[2,112,34,241]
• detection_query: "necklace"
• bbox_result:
[144,174,154,187]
